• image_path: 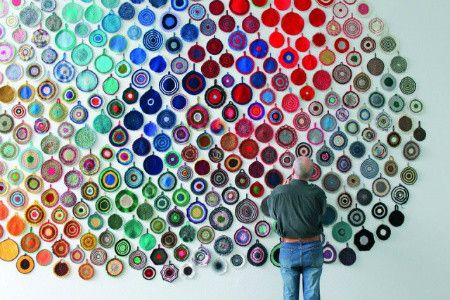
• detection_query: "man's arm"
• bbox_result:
[317,188,327,216]
[267,193,278,220]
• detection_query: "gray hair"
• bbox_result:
[293,157,314,180]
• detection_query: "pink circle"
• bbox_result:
[358,4,369,14]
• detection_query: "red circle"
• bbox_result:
[229,0,250,15]
[250,182,265,198]
[274,0,291,11]
[219,52,234,68]
[269,30,285,48]
[295,36,310,52]
[312,70,332,91]
[232,83,253,105]
[281,12,304,35]
[309,8,326,27]
[261,7,280,27]
[294,0,312,11]
[334,37,350,53]
[302,54,318,70]
[252,0,269,6]
[312,33,326,47]
[300,85,315,101]
[290,67,307,86]
[209,0,225,15]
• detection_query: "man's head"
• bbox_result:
[293,157,314,181]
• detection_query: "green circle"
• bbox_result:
[154,194,171,212]
[168,210,183,226]
[62,87,77,103]
[139,233,156,251]
[179,224,196,243]
[62,2,84,24]
[88,213,104,230]
[101,0,120,9]
[106,98,125,119]
[45,13,62,32]
[410,99,423,113]
[95,53,114,74]
[76,69,99,92]
[85,3,104,24]
[93,112,112,134]
[164,151,182,168]
[391,55,407,73]
[150,217,166,234]
[99,230,115,248]
[108,213,123,230]
[115,239,131,256]
[124,218,143,239]
[136,202,154,221]
[96,196,112,214]
[74,125,97,149]
[115,189,138,213]
[142,179,158,199]
[332,221,353,243]
[103,76,119,95]
[399,76,416,95]
[99,166,121,192]
[197,226,214,244]
[1,142,19,160]
[75,22,91,38]
[71,43,93,66]
[172,187,190,207]
[114,59,132,78]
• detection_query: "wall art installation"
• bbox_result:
[0,0,426,280]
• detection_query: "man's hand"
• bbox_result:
[283,172,295,184]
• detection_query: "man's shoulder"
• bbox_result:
[307,182,326,198]
[272,181,325,196]
[307,182,324,192]
[271,183,292,196]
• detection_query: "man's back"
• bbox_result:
[268,179,327,239]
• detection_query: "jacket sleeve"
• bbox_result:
[267,193,278,220]
[317,188,327,216]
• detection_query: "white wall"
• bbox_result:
[1,0,450,299]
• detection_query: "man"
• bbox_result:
[267,157,327,300]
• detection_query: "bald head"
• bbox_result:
[293,157,314,180]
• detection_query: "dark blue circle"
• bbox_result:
[153,132,171,152]
[140,87,162,115]
[132,136,151,156]
[180,23,199,42]
[118,2,135,20]
[157,109,176,129]
[123,109,144,131]
[249,39,269,59]
[171,94,187,110]
[150,0,167,8]
[144,154,163,175]
[263,56,278,74]
[250,71,266,89]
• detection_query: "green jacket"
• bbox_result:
[267,179,327,238]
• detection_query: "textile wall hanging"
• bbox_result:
[0,0,426,280]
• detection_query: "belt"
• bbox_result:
[281,235,321,243]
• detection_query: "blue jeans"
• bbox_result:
[279,241,323,300]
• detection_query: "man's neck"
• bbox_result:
[292,175,308,182]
